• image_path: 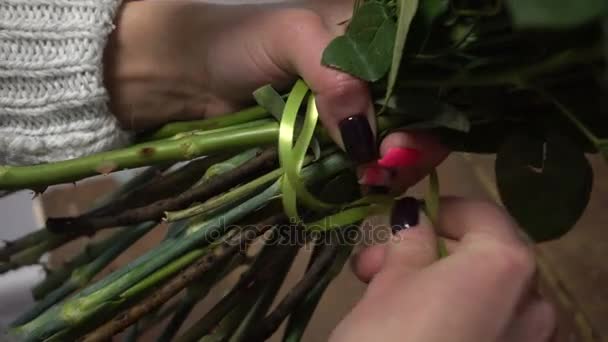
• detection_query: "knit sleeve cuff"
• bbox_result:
[0,0,132,166]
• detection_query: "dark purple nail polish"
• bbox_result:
[339,115,377,164]
[390,197,420,234]
[367,185,390,195]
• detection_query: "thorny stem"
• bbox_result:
[164,168,282,222]
[282,242,353,342]
[176,229,302,342]
[156,254,246,342]
[538,88,608,155]
[45,149,279,234]
[0,166,163,264]
[248,232,340,341]
[0,121,279,190]
[80,214,286,342]
[12,223,156,327]
[140,106,269,141]
[32,228,129,300]
[99,157,225,216]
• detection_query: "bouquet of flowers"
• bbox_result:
[1,0,606,340]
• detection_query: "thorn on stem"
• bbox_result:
[139,147,156,158]
[96,161,119,175]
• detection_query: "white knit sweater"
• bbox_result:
[0,0,131,166]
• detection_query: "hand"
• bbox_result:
[333,198,556,342]
[103,0,448,194]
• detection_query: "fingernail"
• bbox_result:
[366,185,390,195]
[358,165,391,187]
[378,147,421,168]
[339,115,377,165]
[390,197,420,234]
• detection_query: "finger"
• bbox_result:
[351,243,385,283]
[265,9,378,165]
[352,237,458,283]
[380,197,437,279]
[500,296,557,342]
[435,197,523,243]
[365,131,449,194]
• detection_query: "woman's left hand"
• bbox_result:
[104,0,448,195]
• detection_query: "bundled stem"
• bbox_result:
[283,241,354,342]
[98,157,223,216]
[0,121,278,190]
[156,255,244,342]
[249,231,342,341]
[81,214,286,342]
[12,222,157,327]
[46,149,279,234]
[176,227,302,342]
[0,166,163,267]
[33,227,129,300]
[0,229,48,263]
[140,106,269,141]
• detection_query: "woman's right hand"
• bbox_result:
[333,198,557,342]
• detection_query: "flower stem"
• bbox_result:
[282,240,353,342]
[140,106,269,141]
[12,222,156,327]
[0,122,279,190]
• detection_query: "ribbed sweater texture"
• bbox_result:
[0,0,131,166]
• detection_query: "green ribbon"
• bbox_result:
[279,80,336,222]
[278,80,394,228]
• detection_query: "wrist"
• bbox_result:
[102,1,206,129]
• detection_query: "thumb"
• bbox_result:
[265,9,378,166]
[381,197,438,279]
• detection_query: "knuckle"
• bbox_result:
[393,228,435,250]
[489,242,536,280]
[468,199,510,218]
[274,8,324,35]
[536,301,558,340]
[317,72,367,98]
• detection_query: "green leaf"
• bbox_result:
[381,90,470,132]
[385,0,420,102]
[600,141,608,162]
[439,121,513,154]
[319,172,360,204]
[496,133,593,242]
[253,85,285,121]
[403,0,450,53]
[506,0,608,29]
[322,1,397,81]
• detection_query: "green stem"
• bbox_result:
[165,168,284,222]
[425,170,448,258]
[141,106,269,141]
[0,242,50,274]
[32,228,126,300]
[0,122,279,190]
[177,233,299,342]
[0,229,49,263]
[1,165,161,265]
[157,255,244,342]
[229,245,300,342]
[11,153,349,342]
[123,321,140,342]
[539,88,606,146]
[400,44,603,88]
[282,242,353,342]
[11,222,156,327]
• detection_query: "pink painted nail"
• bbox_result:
[378,148,421,168]
[358,165,391,187]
